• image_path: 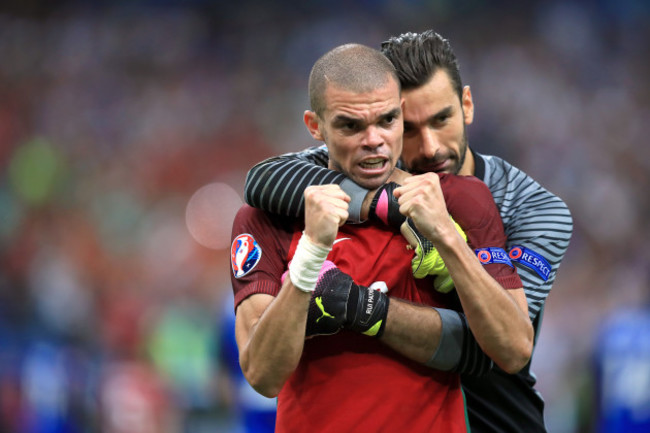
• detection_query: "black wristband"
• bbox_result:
[368,182,405,229]
[346,283,390,338]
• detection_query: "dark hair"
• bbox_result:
[309,43,400,117]
[381,30,463,100]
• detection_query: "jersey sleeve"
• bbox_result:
[230,205,295,309]
[440,174,522,290]
[244,145,346,216]
[503,179,573,321]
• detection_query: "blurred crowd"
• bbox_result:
[0,1,648,432]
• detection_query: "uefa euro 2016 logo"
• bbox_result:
[231,233,262,278]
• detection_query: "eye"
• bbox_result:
[382,115,396,126]
[435,115,448,124]
[341,121,359,132]
[433,112,452,126]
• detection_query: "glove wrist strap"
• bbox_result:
[348,284,390,338]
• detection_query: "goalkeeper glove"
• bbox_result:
[400,217,467,293]
[368,182,406,229]
[306,266,390,338]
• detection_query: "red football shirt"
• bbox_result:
[230,174,521,433]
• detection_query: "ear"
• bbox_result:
[303,110,324,141]
[461,85,474,125]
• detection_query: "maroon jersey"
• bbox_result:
[439,173,521,288]
[230,174,521,433]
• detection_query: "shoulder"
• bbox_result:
[480,153,571,213]
[438,173,502,235]
[232,204,299,259]
[233,204,297,231]
[296,144,329,162]
[231,206,299,308]
[438,173,494,208]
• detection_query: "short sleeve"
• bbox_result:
[230,205,296,308]
[440,174,522,289]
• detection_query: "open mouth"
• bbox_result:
[359,157,387,170]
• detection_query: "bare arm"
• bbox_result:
[235,286,312,397]
[380,298,442,363]
[235,184,349,397]
[394,173,533,373]
[380,300,493,375]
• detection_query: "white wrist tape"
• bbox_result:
[289,232,332,293]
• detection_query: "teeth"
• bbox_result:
[360,158,384,169]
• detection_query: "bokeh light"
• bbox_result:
[185,182,243,250]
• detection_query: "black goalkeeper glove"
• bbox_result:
[368,182,406,230]
[306,266,390,338]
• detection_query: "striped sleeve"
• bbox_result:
[481,154,573,321]
[244,145,347,218]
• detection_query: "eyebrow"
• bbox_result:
[381,107,402,121]
[332,107,402,126]
[332,114,360,126]
[404,105,454,126]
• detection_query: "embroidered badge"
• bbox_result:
[231,234,262,278]
[508,246,551,281]
[475,247,513,267]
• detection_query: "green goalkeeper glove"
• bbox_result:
[400,217,467,293]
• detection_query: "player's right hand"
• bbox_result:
[303,185,350,248]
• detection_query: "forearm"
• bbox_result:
[438,234,533,373]
[239,282,311,397]
[244,147,348,217]
[244,148,412,223]
[381,299,494,375]
[380,298,442,364]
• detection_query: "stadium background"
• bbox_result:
[0,0,648,432]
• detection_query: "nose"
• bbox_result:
[420,129,441,158]
[362,125,383,149]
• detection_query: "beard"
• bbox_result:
[405,125,469,175]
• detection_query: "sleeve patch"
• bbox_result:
[231,234,262,278]
[475,247,513,267]
[508,246,551,281]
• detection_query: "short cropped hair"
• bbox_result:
[309,43,400,117]
[381,30,463,100]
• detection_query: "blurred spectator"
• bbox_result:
[216,294,276,433]
[590,304,650,433]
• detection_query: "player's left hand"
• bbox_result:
[305,264,390,338]
[306,263,350,337]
